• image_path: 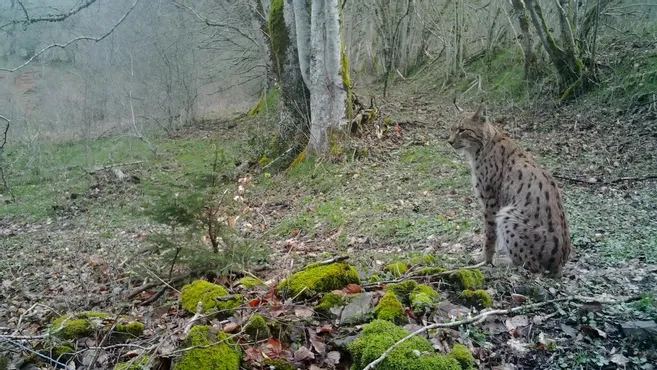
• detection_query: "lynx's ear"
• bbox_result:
[473,103,487,123]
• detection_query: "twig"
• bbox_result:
[362,262,486,290]
[311,255,350,267]
[0,337,73,369]
[89,308,126,367]
[362,295,641,370]
[183,302,205,335]
[140,287,167,306]
[261,147,295,170]
[0,0,141,73]
[554,174,657,185]
[87,161,144,174]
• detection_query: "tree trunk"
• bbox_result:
[525,0,584,91]
[270,0,311,144]
[511,0,539,80]
[271,0,351,154]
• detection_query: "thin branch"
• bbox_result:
[554,174,657,185]
[171,1,260,48]
[0,0,141,73]
[8,0,100,26]
[362,295,641,370]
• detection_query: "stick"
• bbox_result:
[362,262,486,290]
[362,295,641,370]
[554,174,657,185]
[87,161,144,174]
[183,302,205,335]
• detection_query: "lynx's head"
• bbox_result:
[447,102,494,156]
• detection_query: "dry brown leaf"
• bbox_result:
[294,346,315,362]
[308,329,327,355]
[222,322,240,333]
[295,307,314,318]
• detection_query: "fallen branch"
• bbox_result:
[363,262,486,290]
[88,161,144,175]
[183,302,205,335]
[554,174,657,185]
[362,295,641,370]
[312,255,350,267]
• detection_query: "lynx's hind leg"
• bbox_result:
[495,205,542,273]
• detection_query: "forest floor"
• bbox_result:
[1,82,657,370]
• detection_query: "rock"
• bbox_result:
[340,293,374,325]
[620,320,657,341]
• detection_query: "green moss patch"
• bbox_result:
[461,289,493,309]
[244,314,271,341]
[385,280,419,304]
[114,356,150,370]
[50,312,143,340]
[173,326,240,370]
[449,344,476,369]
[180,280,241,315]
[418,267,447,276]
[374,291,406,323]
[384,262,409,277]
[349,320,461,370]
[449,269,485,290]
[264,359,296,370]
[409,284,440,313]
[278,263,359,300]
[237,276,266,288]
[315,292,346,313]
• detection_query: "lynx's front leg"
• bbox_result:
[483,210,497,264]
[475,210,497,264]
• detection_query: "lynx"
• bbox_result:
[447,103,571,278]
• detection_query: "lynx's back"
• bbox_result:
[447,104,571,277]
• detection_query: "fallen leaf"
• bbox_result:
[505,315,529,331]
[267,338,283,355]
[295,307,314,319]
[294,346,315,362]
[248,299,262,307]
[317,324,334,334]
[343,284,362,294]
[308,329,327,355]
[610,353,629,366]
[581,324,607,338]
[511,293,527,303]
[222,322,240,333]
[324,351,341,365]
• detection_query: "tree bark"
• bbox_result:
[271,0,311,143]
[510,0,539,80]
[525,0,584,90]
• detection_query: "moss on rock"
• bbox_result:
[449,269,485,290]
[278,263,359,300]
[50,312,108,339]
[244,314,271,341]
[180,280,241,315]
[349,320,461,370]
[385,280,418,304]
[116,322,145,338]
[374,291,406,323]
[449,344,476,369]
[409,284,440,313]
[384,262,408,277]
[237,276,266,288]
[369,274,381,283]
[418,267,447,276]
[173,326,240,370]
[461,289,493,309]
[114,356,150,370]
[315,292,346,313]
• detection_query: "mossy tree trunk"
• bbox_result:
[510,0,539,80]
[525,0,584,94]
[270,0,311,144]
[269,0,352,154]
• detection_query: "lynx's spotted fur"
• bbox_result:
[447,104,571,278]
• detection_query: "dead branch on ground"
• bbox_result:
[362,294,642,370]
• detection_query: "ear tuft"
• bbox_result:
[473,103,487,122]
